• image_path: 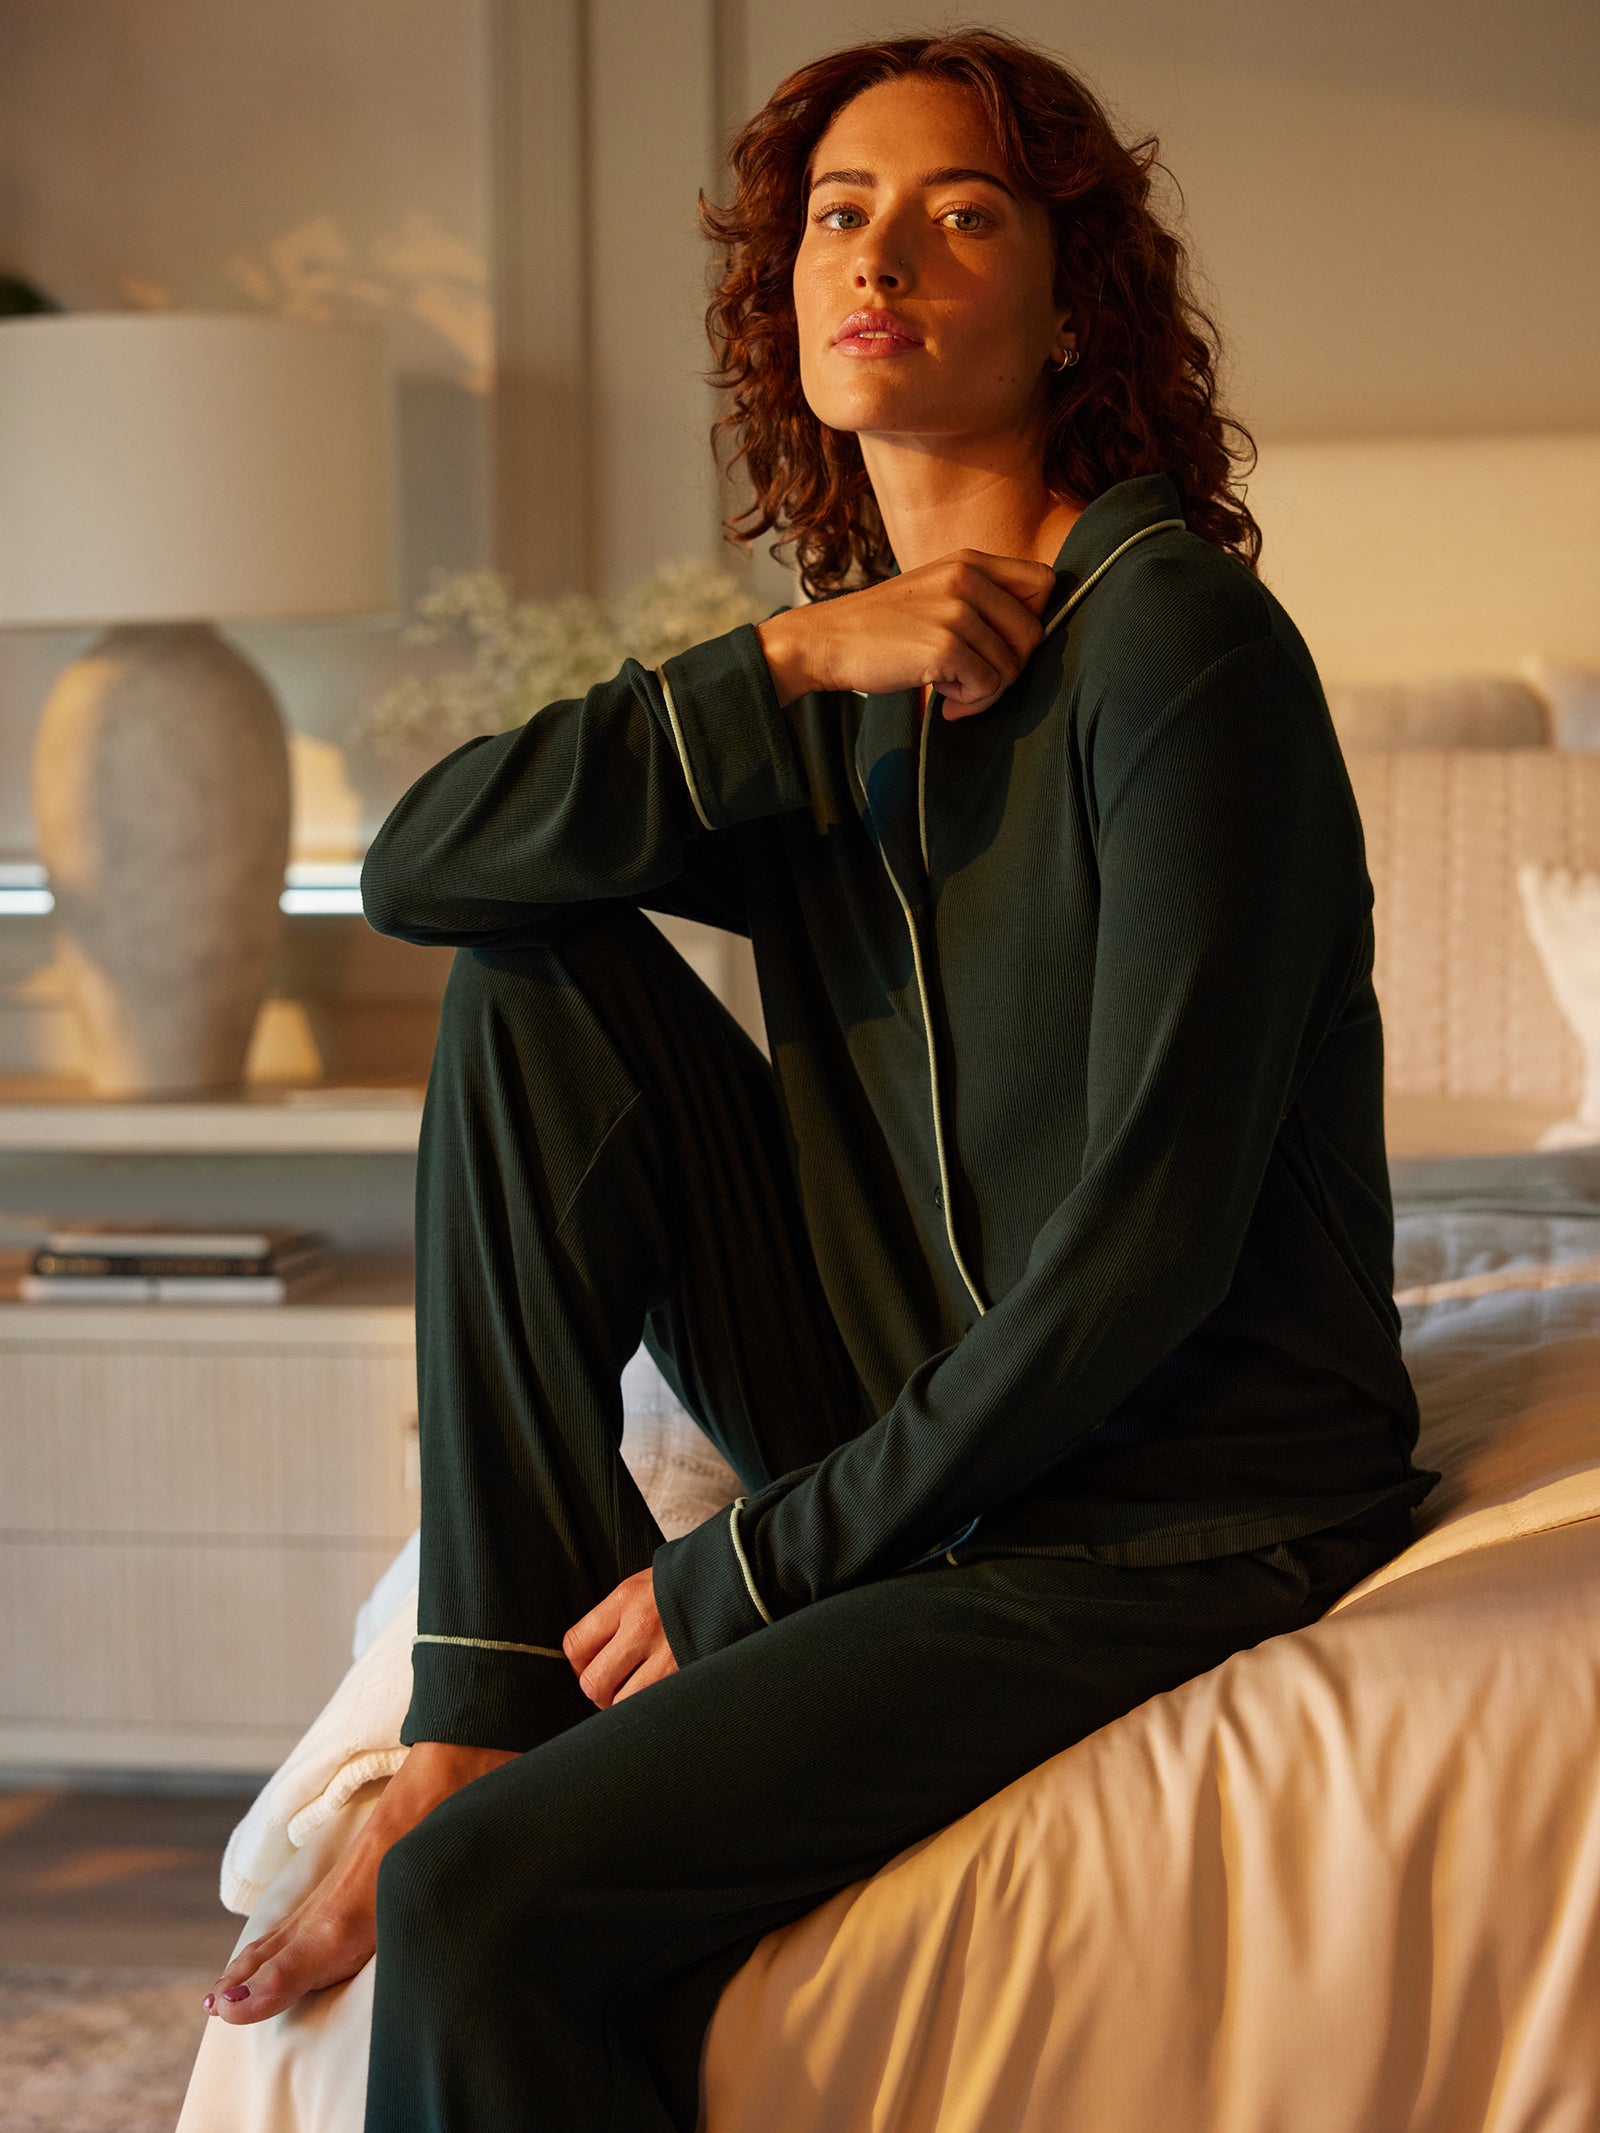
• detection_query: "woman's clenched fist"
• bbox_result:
[756,549,1058,720]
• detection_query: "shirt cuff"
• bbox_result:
[400,1636,595,1753]
[654,621,812,833]
[652,1496,772,1666]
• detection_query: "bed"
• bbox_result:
[178,436,1600,2132]
[174,1136,1600,2133]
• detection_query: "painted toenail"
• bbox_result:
[203,1993,215,2010]
[220,1984,251,2001]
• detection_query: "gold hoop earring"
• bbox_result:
[1049,347,1080,372]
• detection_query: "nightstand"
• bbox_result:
[0,1081,424,1775]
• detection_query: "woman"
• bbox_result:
[203,25,1439,2129]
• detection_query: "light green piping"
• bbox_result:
[873,512,1187,1317]
[876,824,991,1316]
[728,1495,774,1625]
[1037,516,1186,643]
[655,666,717,832]
[413,1632,567,1659]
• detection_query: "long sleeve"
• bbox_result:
[360,617,808,951]
[651,627,1369,1663]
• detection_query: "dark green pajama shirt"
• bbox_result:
[361,468,1440,1690]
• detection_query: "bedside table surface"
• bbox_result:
[0,1076,425,1153]
[0,1248,415,1339]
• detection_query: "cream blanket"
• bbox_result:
[181,1162,1600,2132]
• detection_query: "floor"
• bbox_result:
[0,1779,260,2133]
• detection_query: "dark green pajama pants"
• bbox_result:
[363,905,1413,2133]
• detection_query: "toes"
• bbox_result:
[207,1919,302,2015]
[217,1956,289,2023]
[216,1940,322,2023]
[213,1912,376,2024]
[212,1948,252,1992]
[212,1926,287,1997]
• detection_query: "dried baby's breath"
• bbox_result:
[355,557,777,760]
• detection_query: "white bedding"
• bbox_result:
[178,1145,1600,2133]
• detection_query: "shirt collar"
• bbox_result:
[1047,469,1184,583]
[848,470,1186,897]
[881,469,1186,623]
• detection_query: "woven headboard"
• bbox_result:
[1349,750,1600,1109]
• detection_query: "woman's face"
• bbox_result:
[793,74,1073,452]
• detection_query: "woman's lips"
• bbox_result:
[832,313,921,360]
[833,332,924,359]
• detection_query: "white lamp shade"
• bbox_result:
[0,312,400,626]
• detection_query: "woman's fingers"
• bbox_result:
[756,548,1056,710]
[575,1621,653,1707]
[613,1645,678,1702]
[957,550,1058,607]
[928,606,1005,705]
[562,1568,679,1708]
[561,1586,621,1677]
[958,555,1052,658]
[934,584,1045,708]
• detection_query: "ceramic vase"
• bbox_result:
[31,620,291,1097]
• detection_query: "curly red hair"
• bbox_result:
[696,23,1261,598]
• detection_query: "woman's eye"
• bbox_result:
[814,202,989,234]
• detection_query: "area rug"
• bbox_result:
[0,1964,208,2132]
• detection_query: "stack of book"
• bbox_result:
[20,1222,330,1303]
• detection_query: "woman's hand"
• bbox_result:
[756,549,1057,719]
[563,1567,680,1707]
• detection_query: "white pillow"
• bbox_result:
[1326,674,1548,751]
[1516,862,1600,1147]
[1519,655,1600,751]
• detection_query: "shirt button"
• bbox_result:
[933,1186,943,1208]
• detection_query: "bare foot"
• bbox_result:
[202,1741,518,2025]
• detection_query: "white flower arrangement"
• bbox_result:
[356,556,779,760]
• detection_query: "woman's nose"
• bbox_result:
[851,248,913,290]
[849,211,919,290]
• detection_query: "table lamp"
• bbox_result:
[0,312,399,1096]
